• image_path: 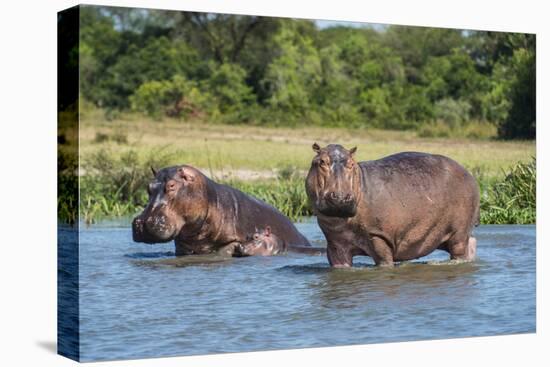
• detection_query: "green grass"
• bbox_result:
[60,114,536,224]
[74,149,535,225]
[480,158,536,224]
[80,114,534,180]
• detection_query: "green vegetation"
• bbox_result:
[59,6,536,225]
[79,6,535,139]
[480,158,536,224]
[78,147,535,224]
[71,119,535,224]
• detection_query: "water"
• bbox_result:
[71,218,535,361]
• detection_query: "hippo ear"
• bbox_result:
[150,166,157,177]
[349,147,357,156]
[312,143,321,154]
[264,226,272,237]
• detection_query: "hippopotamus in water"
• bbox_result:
[306,143,480,268]
[234,226,327,257]
[132,165,311,256]
[234,226,284,256]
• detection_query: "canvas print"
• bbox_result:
[58,4,536,362]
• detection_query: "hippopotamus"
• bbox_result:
[132,165,311,256]
[234,226,327,257]
[234,226,284,256]
[306,143,480,268]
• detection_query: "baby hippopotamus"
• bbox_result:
[235,226,283,257]
[235,226,327,257]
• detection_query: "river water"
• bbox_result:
[69,218,535,361]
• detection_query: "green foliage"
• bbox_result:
[130,75,211,120]
[207,63,256,121]
[384,26,464,82]
[433,98,472,129]
[79,7,535,138]
[230,178,311,221]
[498,47,536,139]
[80,149,174,223]
[75,145,535,225]
[261,25,322,120]
[480,158,536,224]
[417,120,496,139]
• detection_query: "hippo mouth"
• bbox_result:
[132,216,177,244]
[317,200,357,217]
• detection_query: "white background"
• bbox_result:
[0,0,547,365]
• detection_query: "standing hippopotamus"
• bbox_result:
[306,143,480,268]
[132,165,310,256]
[234,226,327,257]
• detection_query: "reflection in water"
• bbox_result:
[311,261,481,310]
[132,254,234,268]
[124,251,175,259]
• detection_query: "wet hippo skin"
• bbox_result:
[234,226,326,257]
[306,143,480,268]
[133,165,310,256]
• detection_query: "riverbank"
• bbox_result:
[65,116,536,224]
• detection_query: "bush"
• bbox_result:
[498,48,536,139]
[207,63,256,120]
[80,149,174,223]
[480,158,536,224]
[130,75,212,120]
[462,121,497,139]
[417,121,452,138]
[417,120,497,139]
[433,98,471,129]
[229,178,311,221]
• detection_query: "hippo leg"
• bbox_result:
[369,236,395,267]
[327,242,354,268]
[465,237,477,260]
[447,235,477,261]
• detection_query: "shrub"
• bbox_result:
[94,132,110,143]
[207,63,256,120]
[229,178,311,221]
[80,149,174,223]
[480,158,536,224]
[417,121,452,138]
[433,98,471,129]
[130,75,212,120]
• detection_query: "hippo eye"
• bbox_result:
[319,158,328,167]
[253,234,260,240]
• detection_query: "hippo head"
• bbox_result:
[306,143,361,217]
[235,227,279,257]
[132,165,209,244]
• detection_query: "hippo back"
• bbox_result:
[359,152,480,232]
[207,179,311,247]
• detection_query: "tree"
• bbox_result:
[498,47,536,139]
[385,26,463,83]
[176,13,268,63]
[99,37,200,109]
[130,75,211,120]
[261,24,322,120]
[207,63,255,118]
